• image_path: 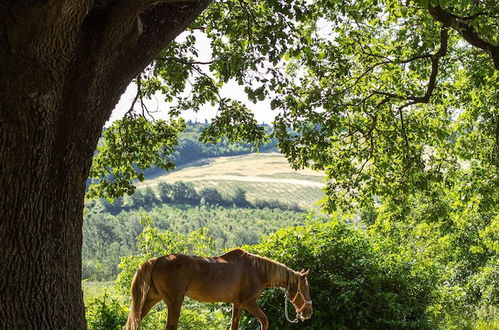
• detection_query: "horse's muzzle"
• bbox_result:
[300,304,313,320]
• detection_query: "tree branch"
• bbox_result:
[373,28,449,106]
[156,56,216,65]
[107,0,211,86]
[410,28,448,104]
[428,5,498,70]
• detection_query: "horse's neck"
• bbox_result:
[259,260,292,289]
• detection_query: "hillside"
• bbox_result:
[137,152,325,209]
[83,152,327,281]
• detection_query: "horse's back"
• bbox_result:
[151,250,259,304]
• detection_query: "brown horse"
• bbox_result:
[124,248,312,329]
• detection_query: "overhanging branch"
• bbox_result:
[428,5,499,70]
[156,56,216,65]
[373,28,449,106]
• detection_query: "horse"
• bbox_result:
[124,248,313,330]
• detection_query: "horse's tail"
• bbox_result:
[125,257,159,330]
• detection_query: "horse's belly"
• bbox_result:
[186,285,237,303]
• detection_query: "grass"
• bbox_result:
[82,280,116,304]
[141,153,323,183]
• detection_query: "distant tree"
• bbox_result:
[101,197,124,215]
[230,188,251,208]
[199,187,225,206]
[129,190,146,209]
[253,199,302,212]
[143,187,159,207]
[171,182,201,205]
[158,182,174,203]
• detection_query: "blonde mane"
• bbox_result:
[242,251,298,288]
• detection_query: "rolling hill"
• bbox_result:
[136,152,326,209]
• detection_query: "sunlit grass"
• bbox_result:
[82,280,116,304]
[136,153,326,209]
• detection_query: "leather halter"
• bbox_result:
[284,276,312,323]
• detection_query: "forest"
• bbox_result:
[82,184,307,280]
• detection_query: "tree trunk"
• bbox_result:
[0,1,210,328]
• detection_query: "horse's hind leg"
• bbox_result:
[140,294,161,321]
[242,301,268,330]
[164,295,184,330]
[231,304,242,330]
[155,285,185,330]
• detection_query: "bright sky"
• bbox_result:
[107,31,278,126]
[108,80,277,126]
[108,13,336,127]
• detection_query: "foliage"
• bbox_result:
[85,291,228,330]
[89,121,278,199]
[115,215,218,293]
[82,203,318,280]
[242,219,437,329]
[88,116,184,198]
[84,212,496,328]
[112,215,230,329]
[199,101,268,148]
[85,293,128,330]
[83,217,439,329]
[84,0,498,327]
[154,1,495,326]
[112,0,499,214]
[83,281,115,305]
[364,179,499,325]
[147,122,277,178]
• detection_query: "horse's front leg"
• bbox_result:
[231,303,243,330]
[242,301,268,330]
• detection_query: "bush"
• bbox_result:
[86,293,128,330]
[85,292,229,330]
[242,219,436,329]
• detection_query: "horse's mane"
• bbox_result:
[242,251,298,288]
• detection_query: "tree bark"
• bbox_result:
[0,1,210,328]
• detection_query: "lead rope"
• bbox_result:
[284,273,299,323]
[284,291,299,323]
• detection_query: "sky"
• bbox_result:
[107,30,279,127]
[108,79,277,126]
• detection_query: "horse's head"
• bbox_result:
[287,269,313,321]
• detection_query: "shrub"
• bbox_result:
[242,219,436,329]
[86,293,128,330]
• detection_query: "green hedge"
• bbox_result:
[242,220,436,329]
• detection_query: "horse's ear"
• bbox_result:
[301,269,309,276]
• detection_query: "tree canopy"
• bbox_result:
[92,0,498,207]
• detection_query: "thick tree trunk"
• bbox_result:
[0,1,210,328]
[0,96,90,328]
